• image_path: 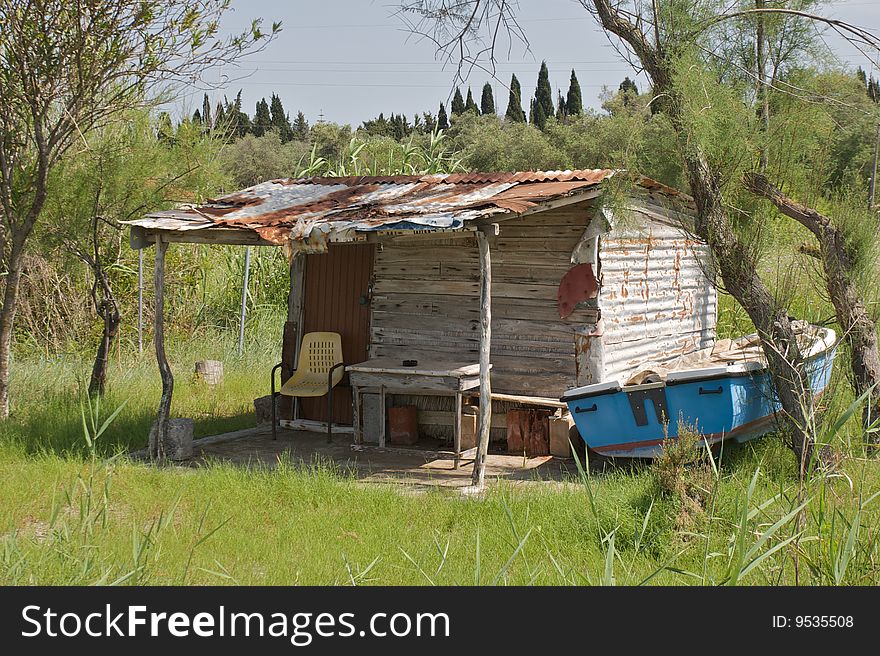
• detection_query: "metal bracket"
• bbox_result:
[625,385,669,427]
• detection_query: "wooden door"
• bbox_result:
[300,242,374,424]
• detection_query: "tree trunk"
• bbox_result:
[588,0,826,474]
[0,243,25,418]
[755,0,770,171]
[153,238,173,460]
[744,172,880,439]
[684,154,820,473]
[88,296,120,397]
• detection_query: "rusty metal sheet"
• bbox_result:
[557,263,599,319]
[124,170,694,252]
[596,205,716,382]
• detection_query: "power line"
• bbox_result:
[232,81,616,88]
[232,59,625,66]
[226,67,631,74]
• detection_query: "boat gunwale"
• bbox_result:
[559,327,837,403]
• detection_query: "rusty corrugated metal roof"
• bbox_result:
[127,169,691,247]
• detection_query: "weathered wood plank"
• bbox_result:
[374,279,561,300]
[473,229,492,487]
[419,409,507,429]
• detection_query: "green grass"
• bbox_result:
[1,326,880,585]
[2,329,277,457]
[2,434,879,585]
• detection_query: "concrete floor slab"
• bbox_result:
[182,426,580,490]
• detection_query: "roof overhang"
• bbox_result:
[126,170,694,252]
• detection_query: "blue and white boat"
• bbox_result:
[560,324,837,458]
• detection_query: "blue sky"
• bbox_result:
[174,0,879,126]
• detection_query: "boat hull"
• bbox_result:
[561,338,836,459]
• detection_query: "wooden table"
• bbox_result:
[347,357,488,468]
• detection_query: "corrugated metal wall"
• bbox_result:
[300,242,374,423]
[597,199,717,382]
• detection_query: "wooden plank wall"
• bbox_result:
[369,200,599,398]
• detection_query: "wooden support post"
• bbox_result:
[471,227,493,487]
[352,385,362,444]
[378,384,386,447]
[454,390,462,469]
[281,252,305,421]
[153,237,173,461]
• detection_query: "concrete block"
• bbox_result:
[149,418,194,461]
[254,395,273,426]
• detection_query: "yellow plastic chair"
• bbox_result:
[271,332,345,443]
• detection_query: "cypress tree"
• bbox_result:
[566,69,583,116]
[465,87,479,114]
[534,61,554,121]
[451,87,465,115]
[530,97,547,130]
[202,93,212,129]
[504,74,525,122]
[556,90,566,121]
[232,91,251,137]
[157,111,175,144]
[192,108,202,124]
[214,102,226,136]
[480,82,495,116]
[270,93,293,142]
[253,98,271,137]
[619,77,639,108]
[292,111,309,141]
[438,102,449,130]
[868,75,880,103]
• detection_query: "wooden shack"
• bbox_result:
[129,170,716,476]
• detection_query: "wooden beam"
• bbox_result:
[153,237,173,461]
[469,189,601,228]
[471,228,493,488]
[134,227,277,248]
[486,392,568,409]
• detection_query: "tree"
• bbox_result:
[270,94,293,142]
[202,93,213,130]
[222,91,252,139]
[389,113,412,140]
[361,112,391,137]
[45,113,225,396]
[0,0,276,418]
[745,173,880,436]
[421,111,438,134]
[534,61,554,122]
[215,102,226,134]
[157,112,175,144]
[397,0,880,478]
[438,102,450,130]
[530,97,547,130]
[465,88,479,114]
[254,98,272,137]
[451,87,466,115]
[556,90,567,121]
[481,82,496,116]
[505,74,526,122]
[619,76,639,107]
[566,69,583,116]
[292,111,309,141]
